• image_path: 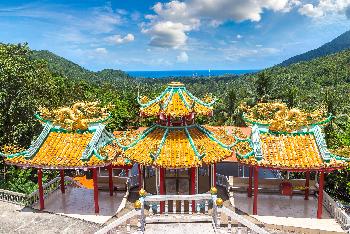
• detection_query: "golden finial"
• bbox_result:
[139,188,147,197]
[216,198,223,207]
[134,200,142,210]
[210,187,218,195]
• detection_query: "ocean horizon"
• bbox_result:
[126,69,259,78]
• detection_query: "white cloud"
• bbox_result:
[143,0,299,48]
[177,51,189,62]
[106,33,135,44]
[95,47,108,54]
[299,0,350,18]
[236,34,243,39]
[143,21,191,48]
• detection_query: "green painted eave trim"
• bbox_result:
[236,150,255,160]
[184,127,206,160]
[5,151,29,159]
[150,128,169,160]
[115,124,158,150]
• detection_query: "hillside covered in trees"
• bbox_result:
[281,29,350,66]
[0,43,349,202]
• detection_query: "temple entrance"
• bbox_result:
[165,169,190,195]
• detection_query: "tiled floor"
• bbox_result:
[234,192,344,232]
[32,187,127,224]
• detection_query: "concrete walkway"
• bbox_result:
[0,201,99,234]
[234,192,345,233]
[32,187,127,224]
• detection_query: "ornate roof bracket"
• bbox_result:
[310,125,331,161]
[184,128,206,160]
[81,124,105,161]
[150,128,169,160]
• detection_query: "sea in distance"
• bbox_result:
[126,69,259,78]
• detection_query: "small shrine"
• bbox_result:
[2,102,130,213]
[233,102,349,218]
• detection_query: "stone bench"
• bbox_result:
[98,176,128,191]
[228,177,317,195]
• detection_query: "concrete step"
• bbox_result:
[144,222,215,234]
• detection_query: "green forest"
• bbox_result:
[0,43,349,203]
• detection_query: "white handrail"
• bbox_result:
[219,206,270,234]
[144,194,212,202]
[322,190,350,230]
[95,209,141,234]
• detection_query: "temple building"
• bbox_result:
[2,102,131,213]
[115,82,237,197]
[232,102,349,218]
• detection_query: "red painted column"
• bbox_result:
[92,168,99,214]
[38,168,44,210]
[253,167,259,215]
[305,171,310,200]
[138,164,142,190]
[317,171,325,219]
[213,163,217,187]
[191,167,196,212]
[60,170,65,194]
[159,168,165,213]
[248,166,253,197]
[108,165,113,196]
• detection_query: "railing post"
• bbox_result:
[217,206,222,230]
[212,194,218,226]
[248,166,253,197]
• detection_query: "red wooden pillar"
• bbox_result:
[304,171,310,200]
[191,167,196,212]
[248,166,253,197]
[92,168,99,214]
[60,170,65,194]
[38,168,44,210]
[159,168,165,213]
[317,171,324,219]
[213,163,217,187]
[108,165,113,196]
[253,167,259,215]
[138,164,142,190]
[167,115,171,126]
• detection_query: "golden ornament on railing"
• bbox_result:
[210,187,218,195]
[216,198,223,207]
[139,188,147,197]
[134,200,142,210]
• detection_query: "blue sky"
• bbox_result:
[0,0,349,71]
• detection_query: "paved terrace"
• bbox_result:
[234,192,345,233]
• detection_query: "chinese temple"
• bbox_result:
[115,82,235,202]
[233,102,349,218]
[2,102,131,213]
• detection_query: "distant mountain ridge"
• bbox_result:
[280,30,350,66]
[31,50,129,82]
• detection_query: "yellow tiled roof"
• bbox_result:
[5,131,114,169]
[138,82,214,117]
[239,133,348,170]
[98,142,132,167]
[118,125,233,168]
